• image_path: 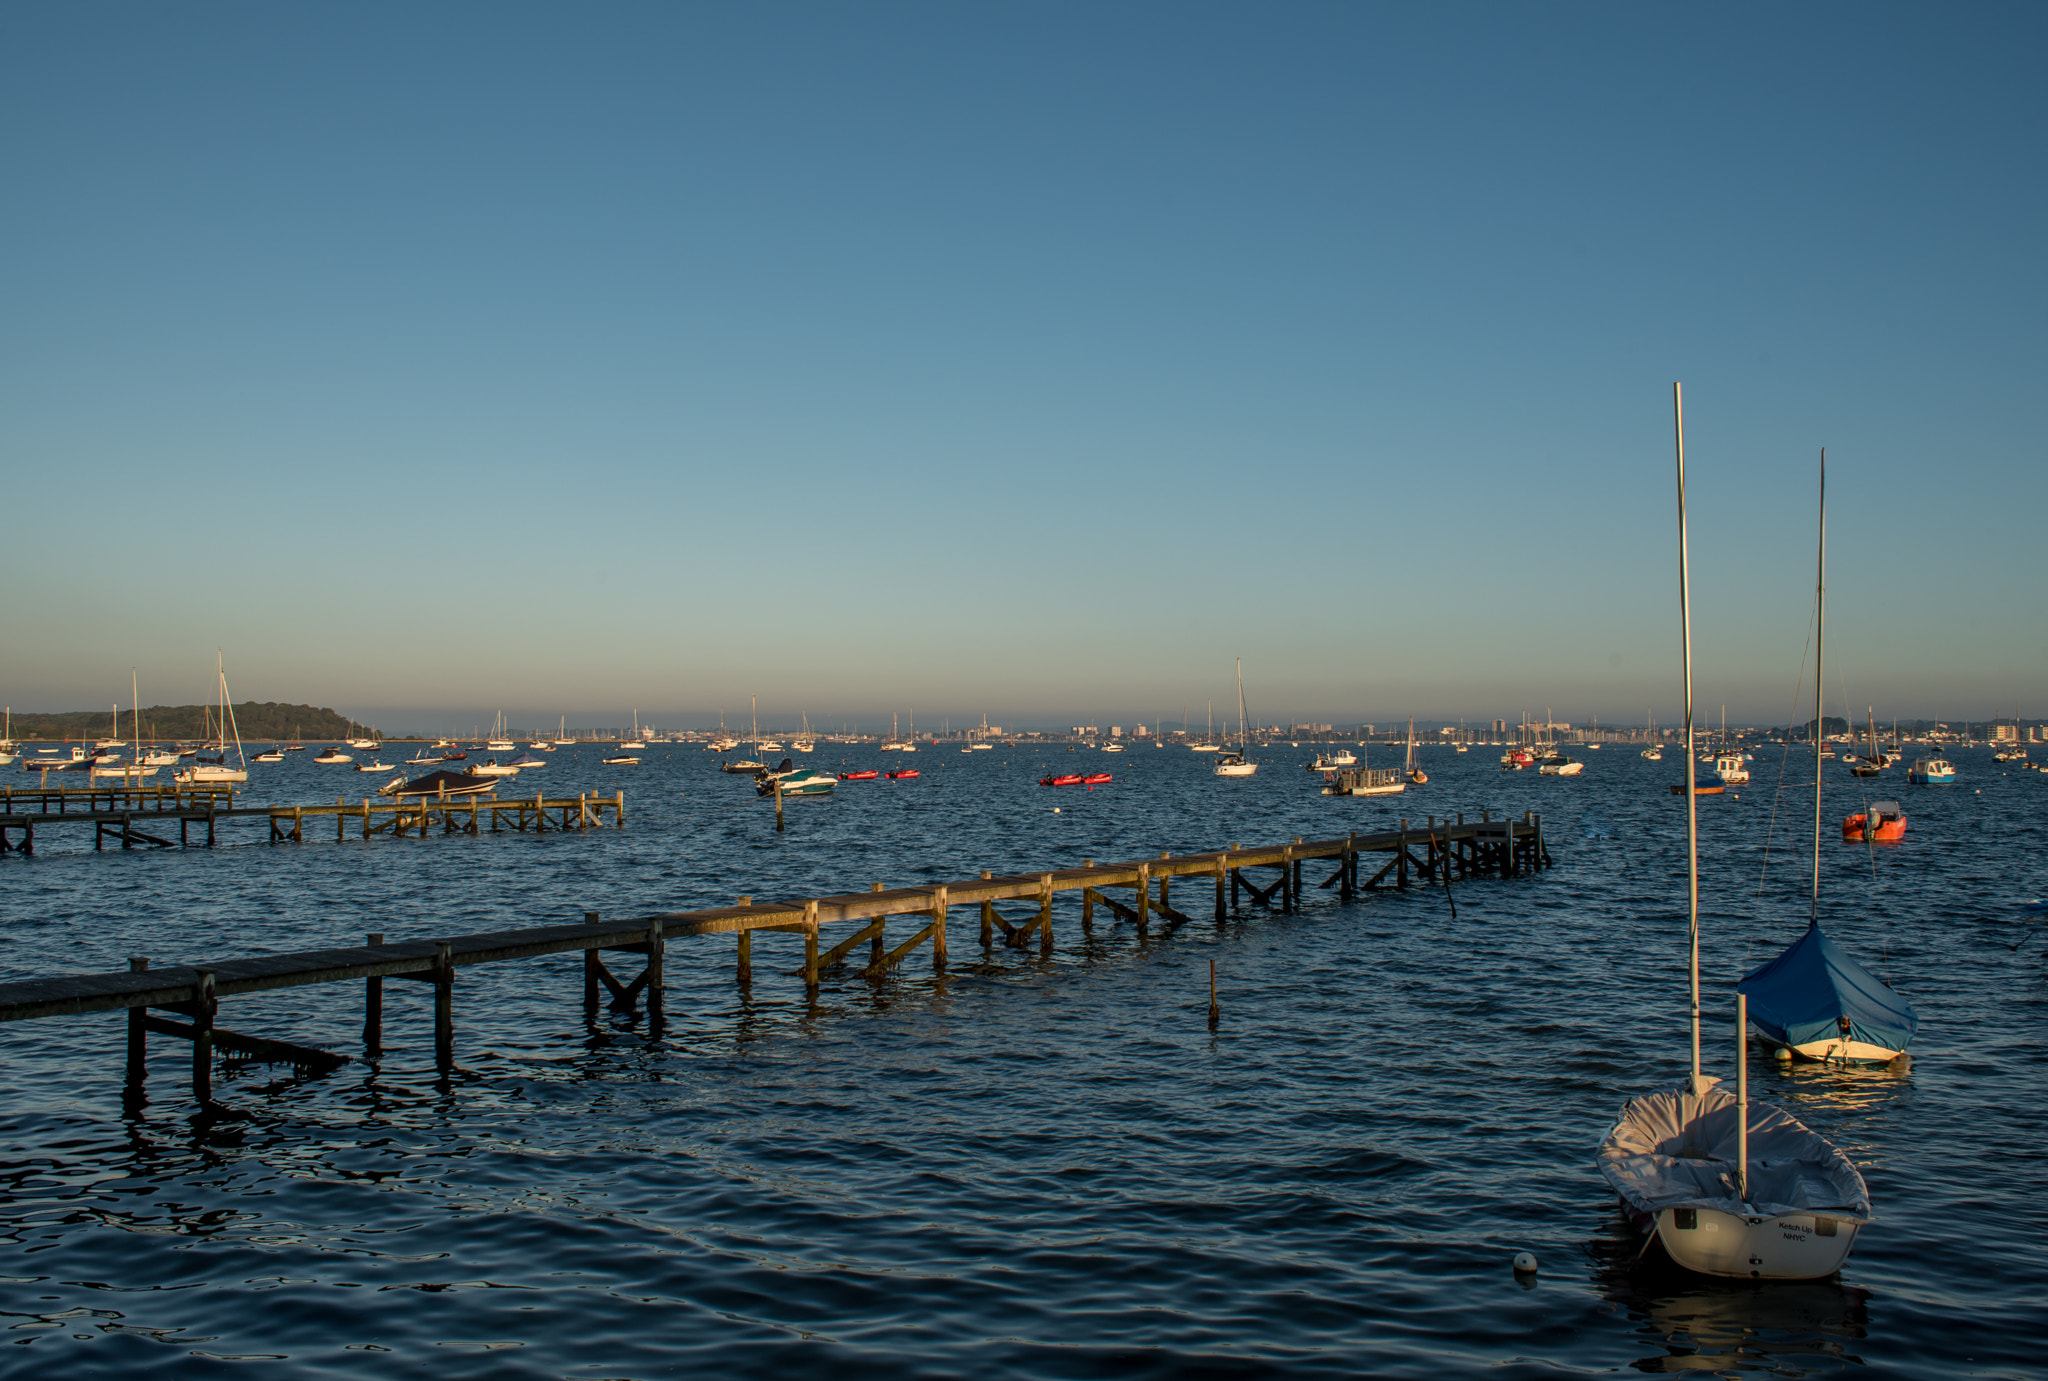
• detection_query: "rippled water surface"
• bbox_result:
[1,743,2042,1377]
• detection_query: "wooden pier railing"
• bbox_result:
[0,814,1548,1105]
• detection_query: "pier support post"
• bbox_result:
[1214,853,1227,920]
[1397,822,1409,889]
[1135,863,1149,936]
[363,798,371,839]
[364,934,384,1053]
[645,918,665,1018]
[615,790,625,827]
[803,900,820,994]
[1082,862,1095,933]
[1038,874,1054,956]
[1292,839,1303,907]
[432,941,454,1068]
[932,885,948,971]
[737,907,752,988]
[126,957,148,1087]
[583,911,602,1010]
[191,969,216,1105]
[337,796,345,842]
[1158,853,1171,913]
[775,777,784,833]
[979,872,994,950]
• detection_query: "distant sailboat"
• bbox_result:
[1214,661,1258,777]
[175,654,250,783]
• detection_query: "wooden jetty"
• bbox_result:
[0,813,1548,1105]
[0,785,624,854]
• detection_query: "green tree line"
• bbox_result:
[6,704,375,742]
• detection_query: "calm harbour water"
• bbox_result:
[0,741,2042,1378]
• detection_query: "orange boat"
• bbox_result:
[1668,783,1726,795]
[886,769,920,780]
[1843,800,1906,842]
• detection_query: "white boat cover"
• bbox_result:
[1597,1078,1870,1223]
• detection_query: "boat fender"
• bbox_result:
[1511,1252,1537,1275]
[1774,1047,1793,1061]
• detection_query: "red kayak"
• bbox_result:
[1081,773,1113,785]
[886,769,920,779]
[1040,774,1084,786]
[837,770,879,781]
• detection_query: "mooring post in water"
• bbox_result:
[364,933,384,1053]
[191,969,216,1104]
[126,956,148,1086]
[736,897,753,986]
[1397,822,1409,889]
[1158,853,1171,912]
[1135,861,1149,936]
[1038,873,1054,955]
[337,796,345,842]
[583,911,602,1010]
[979,872,994,949]
[1214,852,1227,920]
[774,777,784,833]
[1082,861,1095,933]
[932,884,948,971]
[433,941,454,1067]
[615,789,625,827]
[1292,839,1303,906]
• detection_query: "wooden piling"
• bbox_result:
[774,777,784,832]
[1208,959,1219,1028]
[1134,862,1149,936]
[645,918,665,1016]
[126,956,148,1084]
[932,884,948,971]
[432,941,453,1067]
[1082,860,1095,932]
[1397,822,1409,888]
[1039,872,1055,950]
[583,911,602,1009]
[1158,853,1172,912]
[980,872,996,948]
[191,969,215,1104]
[1214,853,1227,920]
[803,899,820,992]
[364,933,384,1052]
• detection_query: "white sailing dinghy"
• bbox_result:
[1598,385,1871,1281]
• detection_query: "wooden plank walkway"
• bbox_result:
[0,789,625,852]
[0,814,1550,1104]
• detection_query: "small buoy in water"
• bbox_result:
[1775,1046,1793,1061]
[1512,1252,1538,1275]
[1053,807,1061,813]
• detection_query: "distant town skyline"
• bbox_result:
[4,7,2042,723]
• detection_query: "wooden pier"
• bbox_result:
[0,813,1548,1105]
[0,785,624,854]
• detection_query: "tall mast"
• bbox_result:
[1812,452,1825,927]
[1674,383,1702,1092]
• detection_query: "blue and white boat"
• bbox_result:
[1907,756,1955,784]
[1737,923,1917,1062]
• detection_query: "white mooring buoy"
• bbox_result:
[1512,1252,1537,1275]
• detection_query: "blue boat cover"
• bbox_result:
[1736,924,1917,1054]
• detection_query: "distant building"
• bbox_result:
[1110,726,1123,738]
[1993,724,2017,741]
[1492,719,1507,735]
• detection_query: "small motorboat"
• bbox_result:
[1305,752,1357,772]
[313,747,352,763]
[1842,800,1906,842]
[388,769,498,798]
[721,758,765,774]
[757,768,834,796]
[175,763,247,784]
[837,770,880,781]
[1081,772,1113,785]
[1669,782,1726,795]
[356,759,393,772]
[89,761,160,779]
[886,768,920,779]
[507,752,547,768]
[253,748,286,763]
[1713,752,1749,785]
[407,751,443,765]
[469,758,521,777]
[439,751,468,761]
[1040,773,1084,786]
[1501,747,1535,768]
[1640,747,1663,760]
[1907,757,1955,784]
[1537,755,1581,776]
[601,754,641,765]
[1100,742,1125,753]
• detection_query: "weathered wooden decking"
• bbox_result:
[0,814,1550,1104]
[0,787,624,852]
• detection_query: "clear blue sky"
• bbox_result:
[3,4,2042,734]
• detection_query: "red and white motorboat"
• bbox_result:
[1842,801,1906,842]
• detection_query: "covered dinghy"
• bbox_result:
[1598,1078,1870,1226]
[1737,923,1916,1061]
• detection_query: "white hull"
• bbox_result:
[1214,763,1257,777]
[1655,1206,1858,1280]
[176,766,247,783]
[1190,744,1221,753]
[469,764,521,777]
[90,765,160,778]
[1783,1035,1907,1063]
[1345,782,1405,796]
[1539,762,1583,775]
